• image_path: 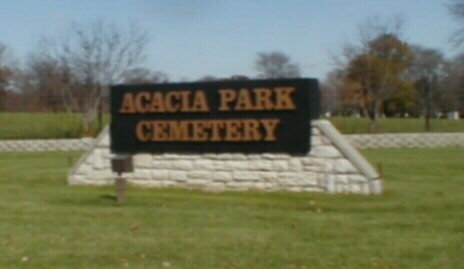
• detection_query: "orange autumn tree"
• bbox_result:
[343,33,415,132]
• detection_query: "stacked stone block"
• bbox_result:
[68,121,381,194]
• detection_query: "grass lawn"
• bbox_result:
[0,148,463,268]
[0,113,110,139]
[329,117,464,134]
[1,113,464,139]
[0,112,84,139]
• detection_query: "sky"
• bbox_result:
[0,0,460,82]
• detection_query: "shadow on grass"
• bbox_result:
[100,194,116,201]
[46,194,120,207]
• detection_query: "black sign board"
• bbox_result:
[110,78,319,155]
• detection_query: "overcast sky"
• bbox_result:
[0,0,460,81]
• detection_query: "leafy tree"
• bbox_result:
[346,34,414,120]
[336,17,414,132]
[255,51,300,79]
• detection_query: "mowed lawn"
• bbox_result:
[0,113,110,139]
[329,117,464,134]
[1,112,464,139]
[0,148,463,268]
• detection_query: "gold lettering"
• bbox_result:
[167,121,189,141]
[191,121,208,141]
[261,119,280,141]
[178,91,192,112]
[152,121,169,141]
[234,89,254,111]
[192,91,210,112]
[165,92,180,112]
[218,89,237,111]
[254,88,274,110]
[274,87,296,110]
[149,92,165,112]
[119,93,136,113]
[224,120,242,141]
[241,119,262,141]
[135,92,151,113]
[135,119,284,142]
[135,121,151,142]
[208,120,225,141]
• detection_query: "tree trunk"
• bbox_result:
[368,119,377,134]
[0,90,5,111]
[425,113,431,132]
[424,84,432,132]
[82,120,90,136]
[366,100,381,134]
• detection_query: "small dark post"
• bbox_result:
[115,177,128,202]
[111,155,134,203]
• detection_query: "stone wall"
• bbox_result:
[346,132,464,149]
[67,120,382,195]
[0,138,93,152]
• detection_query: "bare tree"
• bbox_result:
[6,68,46,112]
[197,75,249,82]
[448,0,464,46]
[123,68,169,84]
[255,51,300,79]
[29,20,150,134]
[320,69,346,116]
[0,43,8,99]
[408,45,447,130]
[26,56,66,112]
[197,75,217,82]
[447,0,464,115]
[442,54,464,115]
[0,42,16,110]
[0,43,8,78]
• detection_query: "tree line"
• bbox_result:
[0,20,302,134]
[322,0,464,131]
[321,16,464,132]
[1,0,464,135]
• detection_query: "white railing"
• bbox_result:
[0,133,463,152]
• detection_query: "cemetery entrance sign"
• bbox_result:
[72,78,382,194]
[110,78,319,155]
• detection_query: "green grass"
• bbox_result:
[1,113,464,139]
[329,117,464,134]
[0,148,463,268]
[0,112,83,139]
[0,113,110,139]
